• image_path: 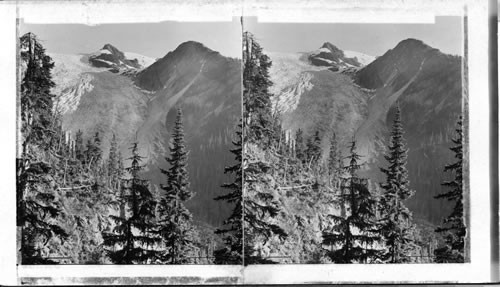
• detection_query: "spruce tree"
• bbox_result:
[295,128,305,162]
[322,139,380,263]
[74,129,85,163]
[102,142,160,264]
[434,116,466,263]
[157,107,199,264]
[17,32,68,264]
[306,130,322,165]
[214,121,243,264]
[378,105,417,263]
[242,31,275,148]
[328,132,342,189]
[92,132,102,164]
[108,133,119,187]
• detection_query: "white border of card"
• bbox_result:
[0,0,494,284]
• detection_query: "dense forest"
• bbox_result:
[16,31,466,264]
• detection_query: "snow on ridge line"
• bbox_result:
[99,49,112,55]
[124,52,156,69]
[344,50,375,66]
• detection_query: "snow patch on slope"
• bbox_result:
[49,53,106,96]
[54,73,94,114]
[124,52,155,69]
[344,50,375,66]
[267,51,326,113]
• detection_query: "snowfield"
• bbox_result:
[124,52,156,69]
[48,53,107,97]
[344,50,375,66]
[267,51,326,112]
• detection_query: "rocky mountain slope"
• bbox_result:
[50,42,241,227]
[269,39,463,225]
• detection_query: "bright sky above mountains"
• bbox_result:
[20,19,243,59]
[20,16,462,59]
[245,16,462,57]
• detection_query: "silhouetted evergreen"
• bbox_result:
[157,108,199,264]
[434,116,465,263]
[379,105,418,263]
[295,128,305,162]
[17,32,68,264]
[102,142,160,264]
[243,31,275,148]
[242,32,287,264]
[214,121,243,264]
[328,132,342,189]
[306,130,322,165]
[323,139,381,263]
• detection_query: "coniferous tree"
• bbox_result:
[102,142,160,264]
[322,139,381,263]
[306,130,322,165]
[108,133,119,187]
[434,116,466,263]
[92,132,102,164]
[378,105,418,263]
[328,132,342,189]
[242,31,287,264]
[74,129,85,163]
[157,107,199,264]
[17,32,68,264]
[243,31,275,148]
[295,128,305,162]
[214,121,243,264]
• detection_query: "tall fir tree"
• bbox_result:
[242,31,275,148]
[92,132,102,164]
[74,129,85,163]
[306,130,322,165]
[295,128,305,162]
[157,107,199,264]
[242,31,287,264]
[378,105,417,263]
[108,133,119,188]
[328,132,342,189]
[102,142,160,264]
[17,32,68,264]
[434,116,466,263]
[214,121,243,264]
[322,139,381,263]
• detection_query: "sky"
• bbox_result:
[20,19,242,59]
[20,16,462,59]
[245,16,463,57]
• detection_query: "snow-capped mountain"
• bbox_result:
[88,44,155,72]
[50,41,240,227]
[307,42,375,71]
[269,39,463,225]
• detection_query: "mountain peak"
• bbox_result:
[308,41,362,69]
[89,43,142,71]
[101,43,122,54]
[174,41,216,55]
[393,38,437,54]
[321,42,343,54]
